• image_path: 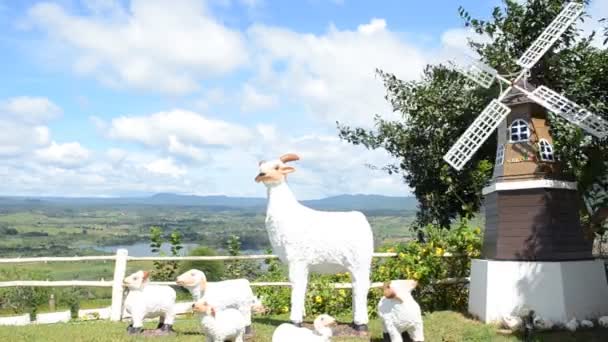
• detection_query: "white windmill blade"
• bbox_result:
[459,60,498,89]
[443,99,511,170]
[452,52,498,89]
[527,86,608,139]
[516,2,584,70]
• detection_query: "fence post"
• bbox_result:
[110,249,128,321]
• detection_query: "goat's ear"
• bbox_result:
[142,271,150,281]
[280,153,300,163]
[210,307,216,317]
[280,166,296,174]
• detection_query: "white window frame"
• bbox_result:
[509,119,530,143]
[538,139,555,162]
[496,144,505,165]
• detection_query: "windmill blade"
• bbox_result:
[443,99,511,171]
[516,2,584,70]
[452,52,498,89]
[527,86,608,139]
[458,59,498,89]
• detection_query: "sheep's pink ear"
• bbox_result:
[280,166,296,174]
[142,271,150,281]
[280,153,300,163]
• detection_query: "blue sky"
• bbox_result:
[1,0,606,199]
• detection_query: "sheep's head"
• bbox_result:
[383,279,417,302]
[255,153,299,186]
[123,270,150,290]
[176,269,207,290]
[192,299,215,316]
[313,314,337,333]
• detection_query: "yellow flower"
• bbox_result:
[412,272,421,280]
[379,266,386,273]
[387,247,395,253]
[435,247,444,256]
[474,227,481,235]
[315,296,323,304]
[339,289,346,297]
[398,252,406,259]
[282,306,289,313]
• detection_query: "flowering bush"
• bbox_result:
[252,219,482,318]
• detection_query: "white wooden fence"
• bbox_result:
[0,249,469,325]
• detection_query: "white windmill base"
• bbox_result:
[468,259,608,323]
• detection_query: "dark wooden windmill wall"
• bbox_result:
[483,188,592,261]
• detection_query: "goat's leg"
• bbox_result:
[351,266,371,328]
[288,263,309,325]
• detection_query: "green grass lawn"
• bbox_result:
[1,311,607,341]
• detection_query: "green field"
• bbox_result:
[0,204,416,258]
[1,311,606,342]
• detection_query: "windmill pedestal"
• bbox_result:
[468,180,608,323]
[468,259,608,323]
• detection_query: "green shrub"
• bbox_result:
[253,218,481,318]
[178,246,224,281]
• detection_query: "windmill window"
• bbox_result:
[538,139,555,162]
[510,119,530,142]
[496,144,505,165]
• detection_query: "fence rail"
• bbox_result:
[0,249,469,324]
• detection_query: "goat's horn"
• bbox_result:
[280,153,300,163]
[258,160,266,166]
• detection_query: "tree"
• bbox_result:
[224,235,260,280]
[339,0,608,230]
[178,246,225,281]
[149,226,183,281]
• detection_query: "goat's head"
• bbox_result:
[255,153,300,186]
[123,270,150,290]
[192,299,215,316]
[382,279,417,302]
[176,269,207,290]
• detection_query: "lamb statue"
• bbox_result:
[255,153,374,332]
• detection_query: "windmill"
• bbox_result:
[443,2,608,324]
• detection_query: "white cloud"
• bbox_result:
[26,0,248,94]
[247,18,428,127]
[145,158,187,178]
[241,84,278,112]
[0,96,62,123]
[107,109,253,157]
[34,141,91,168]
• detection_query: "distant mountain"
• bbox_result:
[0,193,418,212]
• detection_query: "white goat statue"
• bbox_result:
[192,299,247,342]
[122,270,176,334]
[255,153,374,331]
[175,269,257,334]
[378,280,424,342]
[272,314,337,342]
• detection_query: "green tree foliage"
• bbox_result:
[338,0,608,229]
[223,235,261,280]
[178,246,225,281]
[0,269,50,320]
[149,226,183,281]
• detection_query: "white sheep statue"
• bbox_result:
[255,153,374,331]
[175,269,257,334]
[122,270,176,334]
[378,280,424,342]
[272,314,336,342]
[192,299,247,342]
